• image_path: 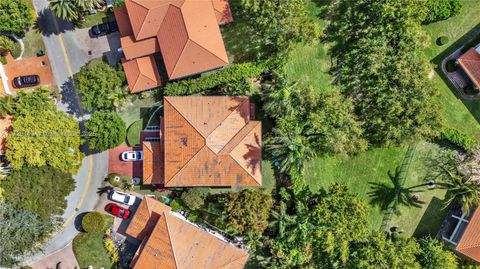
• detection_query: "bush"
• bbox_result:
[441,127,475,151]
[85,111,126,151]
[422,0,462,24]
[82,212,108,233]
[445,59,457,72]
[0,36,15,56]
[0,55,7,64]
[160,62,265,96]
[103,237,119,263]
[436,36,449,46]
[181,188,208,211]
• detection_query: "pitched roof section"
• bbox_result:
[142,141,164,185]
[212,0,233,24]
[128,197,248,269]
[126,196,171,240]
[121,35,160,60]
[458,47,480,89]
[113,5,133,37]
[456,208,480,262]
[122,56,162,93]
[163,96,262,187]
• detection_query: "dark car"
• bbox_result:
[90,21,119,38]
[105,203,131,219]
[12,75,40,88]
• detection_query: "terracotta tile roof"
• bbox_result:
[212,0,233,24]
[128,197,249,269]
[117,0,230,92]
[113,5,133,37]
[458,47,480,89]
[163,96,262,187]
[121,36,160,60]
[142,141,164,185]
[122,56,162,93]
[456,208,480,262]
[126,196,171,240]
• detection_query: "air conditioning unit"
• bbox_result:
[475,44,480,54]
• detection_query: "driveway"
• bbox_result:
[25,0,121,264]
[3,53,55,93]
[109,144,143,178]
[29,243,79,269]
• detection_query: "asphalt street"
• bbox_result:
[25,0,120,263]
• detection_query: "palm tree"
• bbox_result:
[49,0,79,21]
[368,166,424,229]
[0,96,14,118]
[437,166,480,214]
[262,77,304,120]
[74,0,101,10]
[269,201,296,237]
[266,125,315,174]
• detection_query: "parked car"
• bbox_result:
[12,75,40,88]
[90,21,119,37]
[108,190,136,205]
[121,151,143,161]
[105,203,131,219]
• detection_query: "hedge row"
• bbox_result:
[161,62,265,96]
[422,0,462,24]
[441,127,475,151]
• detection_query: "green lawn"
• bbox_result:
[126,120,142,146]
[73,232,113,269]
[117,95,161,127]
[77,10,115,29]
[305,142,447,237]
[22,27,45,58]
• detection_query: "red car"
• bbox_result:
[105,203,131,219]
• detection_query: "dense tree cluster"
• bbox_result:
[6,89,83,173]
[422,0,462,24]
[76,61,127,111]
[86,111,126,151]
[326,0,442,146]
[0,0,35,35]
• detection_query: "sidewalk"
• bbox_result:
[29,242,79,269]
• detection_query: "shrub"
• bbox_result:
[436,36,449,46]
[103,237,119,263]
[85,111,126,151]
[170,198,184,211]
[160,62,265,96]
[441,127,475,151]
[422,0,462,24]
[445,59,457,72]
[82,212,108,233]
[0,36,14,56]
[0,55,7,64]
[181,188,208,211]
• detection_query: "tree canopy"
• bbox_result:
[0,201,52,267]
[223,189,273,235]
[85,111,126,151]
[0,0,35,35]
[6,108,83,173]
[417,237,458,269]
[326,0,442,146]
[1,166,75,221]
[76,61,127,111]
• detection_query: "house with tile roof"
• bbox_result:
[142,96,262,187]
[442,207,480,262]
[457,45,480,89]
[114,0,233,93]
[127,196,249,269]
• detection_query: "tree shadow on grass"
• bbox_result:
[431,23,480,124]
[412,196,448,238]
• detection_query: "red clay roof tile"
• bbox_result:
[458,47,480,89]
[122,56,162,93]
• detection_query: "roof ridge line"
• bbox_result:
[163,213,179,269]
[189,38,229,65]
[218,120,258,155]
[214,251,249,269]
[227,154,260,186]
[205,97,246,138]
[168,6,190,79]
[164,99,205,184]
[167,146,209,185]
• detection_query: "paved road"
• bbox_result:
[25,0,121,264]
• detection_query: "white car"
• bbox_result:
[108,191,136,206]
[121,151,143,161]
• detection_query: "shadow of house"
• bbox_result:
[413,196,449,238]
[432,23,480,123]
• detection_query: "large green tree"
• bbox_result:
[234,0,320,64]
[223,189,273,235]
[0,0,35,35]
[76,61,127,111]
[85,111,126,151]
[49,0,102,22]
[6,109,83,173]
[326,0,441,146]
[1,166,75,221]
[0,201,52,267]
[347,232,421,269]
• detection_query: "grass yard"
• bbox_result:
[126,120,142,146]
[117,95,161,127]
[305,142,447,237]
[21,27,45,58]
[73,232,113,269]
[77,10,115,29]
